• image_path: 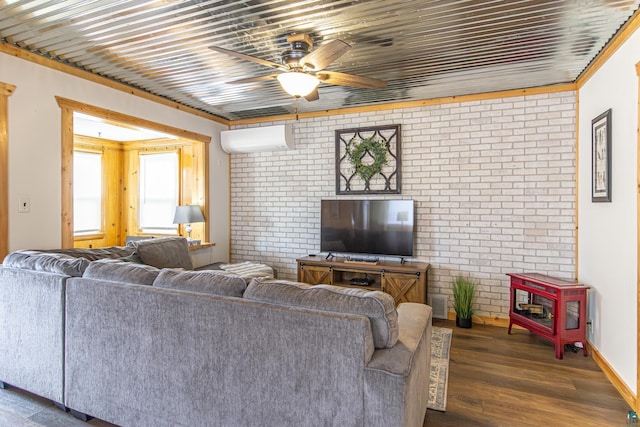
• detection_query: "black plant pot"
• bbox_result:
[456,316,472,328]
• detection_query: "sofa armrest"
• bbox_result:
[366,303,431,375]
[0,268,66,404]
[364,303,432,427]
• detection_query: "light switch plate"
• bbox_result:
[18,196,30,213]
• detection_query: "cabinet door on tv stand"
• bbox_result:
[382,271,426,305]
[299,265,332,285]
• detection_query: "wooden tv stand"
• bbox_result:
[296,256,429,305]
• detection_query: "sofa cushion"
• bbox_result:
[126,237,193,270]
[153,269,247,298]
[83,259,161,286]
[2,250,89,277]
[244,279,399,349]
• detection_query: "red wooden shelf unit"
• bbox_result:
[507,273,590,360]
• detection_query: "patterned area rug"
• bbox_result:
[428,326,452,412]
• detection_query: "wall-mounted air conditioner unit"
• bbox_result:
[221,124,294,154]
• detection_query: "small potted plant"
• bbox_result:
[452,276,476,328]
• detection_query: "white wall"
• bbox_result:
[578,30,640,391]
[0,52,230,262]
[230,91,577,319]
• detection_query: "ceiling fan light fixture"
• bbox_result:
[277,72,319,97]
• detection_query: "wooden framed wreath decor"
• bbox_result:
[335,125,401,194]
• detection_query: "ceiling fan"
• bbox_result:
[209,34,387,101]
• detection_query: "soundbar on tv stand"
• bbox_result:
[324,253,408,265]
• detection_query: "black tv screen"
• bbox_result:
[321,199,415,257]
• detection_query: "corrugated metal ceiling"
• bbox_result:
[1,0,639,122]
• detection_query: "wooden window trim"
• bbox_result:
[57,97,211,248]
[74,233,106,241]
[0,82,16,260]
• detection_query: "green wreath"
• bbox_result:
[346,135,388,182]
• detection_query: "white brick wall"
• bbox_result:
[230,91,576,318]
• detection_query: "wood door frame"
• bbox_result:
[0,82,16,259]
[636,62,640,414]
[56,97,211,248]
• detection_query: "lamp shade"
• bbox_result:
[277,72,319,97]
[173,205,205,224]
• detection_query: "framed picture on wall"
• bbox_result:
[592,109,612,202]
[335,125,401,195]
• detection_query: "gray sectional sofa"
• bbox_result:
[0,237,433,427]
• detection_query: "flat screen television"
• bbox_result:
[320,199,415,257]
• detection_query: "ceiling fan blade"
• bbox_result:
[304,88,320,102]
[227,74,280,84]
[318,71,387,89]
[301,40,351,71]
[209,45,285,70]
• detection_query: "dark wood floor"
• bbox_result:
[0,319,632,426]
[0,387,115,427]
[425,319,632,427]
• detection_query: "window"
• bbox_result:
[59,100,210,248]
[139,152,179,233]
[73,151,102,234]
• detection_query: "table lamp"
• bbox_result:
[173,205,205,239]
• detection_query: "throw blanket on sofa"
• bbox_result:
[220,262,274,280]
